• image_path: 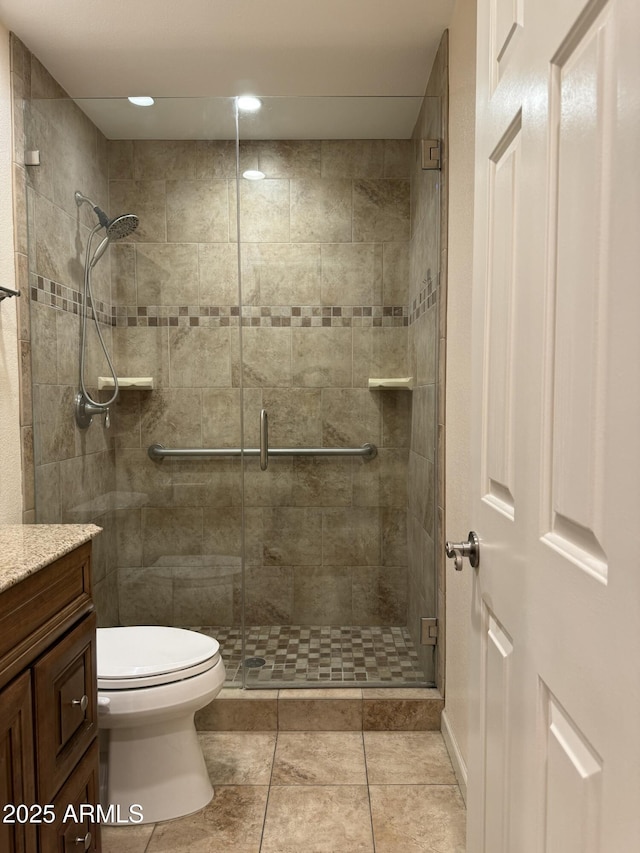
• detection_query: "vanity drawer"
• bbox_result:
[39,739,101,853]
[34,613,97,802]
[0,544,93,689]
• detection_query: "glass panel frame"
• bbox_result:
[236,96,441,689]
[23,90,440,690]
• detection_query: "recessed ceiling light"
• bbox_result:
[243,170,266,181]
[128,96,155,107]
[236,95,262,112]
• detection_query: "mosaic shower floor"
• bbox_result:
[191,625,430,686]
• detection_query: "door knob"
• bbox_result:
[445,531,480,571]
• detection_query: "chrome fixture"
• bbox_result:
[445,531,480,571]
[74,190,139,429]
[147,442,378,462]
[75,191,138,268]
[259,409,269,471]
[420,617,439,646]
[71,695,89,713]
[75,393,114,430]
[421,139,441,170]
[74,832,92,851]
[0,285,20,301]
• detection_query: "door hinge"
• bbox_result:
[421,139,441,170]
[420,617,439,646]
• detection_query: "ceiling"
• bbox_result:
[0,0,455,138]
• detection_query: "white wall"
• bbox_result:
[0,22,22,522]
[442,0,477,796]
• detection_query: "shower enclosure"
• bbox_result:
[23,81,442,688]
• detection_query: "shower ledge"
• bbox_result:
[368,377,413,390]
[98,376,154,390]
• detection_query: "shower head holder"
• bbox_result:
[75,190,139,243]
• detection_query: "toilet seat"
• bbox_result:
[97,626,221,690]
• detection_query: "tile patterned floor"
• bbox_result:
[192,625,429,686]
[102,731,466,853]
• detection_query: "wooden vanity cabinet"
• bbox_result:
[0,671,37,853]
[0,542,101,853]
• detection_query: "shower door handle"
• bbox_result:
[259,409,269,471]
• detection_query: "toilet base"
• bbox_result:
[102,714,213,825]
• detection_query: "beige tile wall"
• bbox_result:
[11,34,119,624]
[109,135,413,630]
[13,34,444,680]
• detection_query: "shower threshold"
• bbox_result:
[190,625,432,687]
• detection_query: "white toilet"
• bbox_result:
[96,626,226,825]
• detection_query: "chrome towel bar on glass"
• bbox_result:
[147,443,378,461]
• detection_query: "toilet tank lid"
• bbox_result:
[97,626,220,678]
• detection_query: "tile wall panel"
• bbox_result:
[108,136,414,629]
[14,35,443,661]
[12,35,119,624]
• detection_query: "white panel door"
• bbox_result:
[466,0,640,850]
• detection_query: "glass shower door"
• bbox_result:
[235,96,440,687]
[23,92,251,656]
[24,85,440,689]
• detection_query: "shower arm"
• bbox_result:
[75,191,109,227]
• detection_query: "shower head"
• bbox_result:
[90,214,139,267]
[75,189,139,239]
[76,189,140,265]
[106,213,139,241]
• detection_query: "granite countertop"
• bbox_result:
[0,524,102,594]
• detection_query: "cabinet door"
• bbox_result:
[0,543,92,690]
[0,671,37,853]
[34,613,97,802]
[39,740,101,853]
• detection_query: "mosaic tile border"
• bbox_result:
[116,304,409,328]
[31,275,113,326]
[196,625,428,686]
[410,272,438,324]
[30,273,434,328]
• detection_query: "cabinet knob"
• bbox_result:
[74,831,91,850]
[71,695,89,713]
